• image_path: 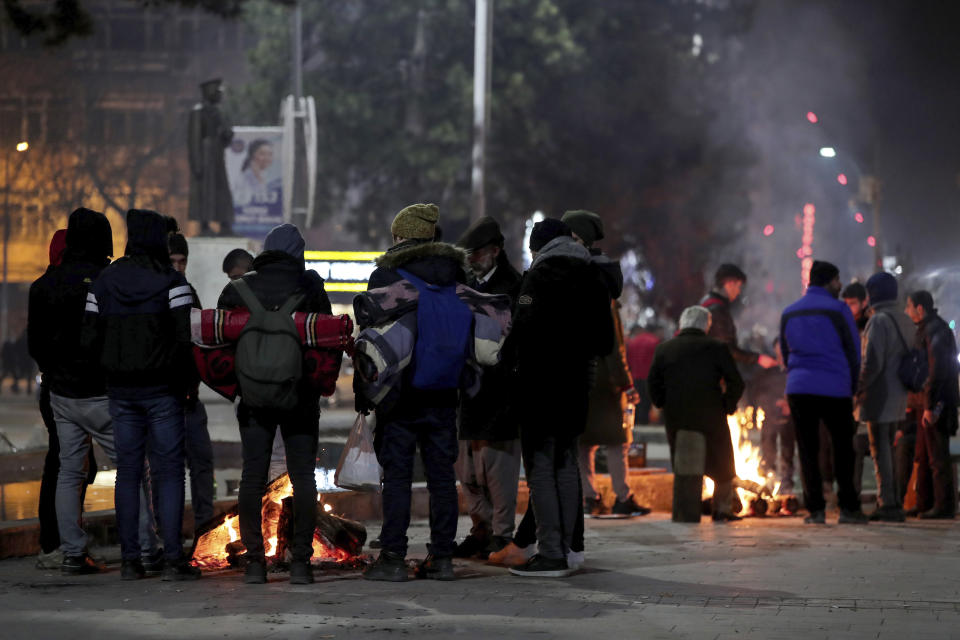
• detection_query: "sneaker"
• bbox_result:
[369,537,382,550]
[244,558,267,584]
[584,497,606,517]
[487,542,534,567]
[838,509,869,524]
[712,512,743,522]
[289,560,314,585]
[872,506,906,522]
[415,554,455,581]
[919,509,955,520]
[509,554,572,578]
[804,510,826,524]
[141,549,165,577]
[453,534,489,559]
[61,552,105,575]
[161,557,202,581]
[566,550,585,571]
[612,494,652,516]
[363,551,409,582]
[36,548,64,570]
[121,559,146,581]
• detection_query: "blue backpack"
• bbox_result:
[397,268,472,390]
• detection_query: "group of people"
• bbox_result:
[650,259,959,525]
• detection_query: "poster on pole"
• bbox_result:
[226,126,284,240]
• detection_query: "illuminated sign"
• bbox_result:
[304,250,383,292]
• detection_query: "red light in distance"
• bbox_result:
[806,111,818,123]
[803,203,815,216]
[854,212,864,223]
[763,224,775,236]
[837,173,848,186]
[867,236,876,247]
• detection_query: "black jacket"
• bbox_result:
[365,240,469,414]
[82,211,191,398]
[217,250,333,403]
[28,210,112,398]
[700,291,759,365]
[458,251,522,441]
[647,328,745,481]
[916,312,960,434]
[508,237,613,440]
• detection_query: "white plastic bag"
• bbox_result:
[335,413,382,492]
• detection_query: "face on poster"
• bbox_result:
[226,127,284,239]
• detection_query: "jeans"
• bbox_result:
[110,394,186,561]
[374,406,459,558]
[185,401,215,528]
[522,433,580,560]
[50,393,117,557]
[788,394,860,513]
[238,401,319,562]
[867,421,900,509]
[578,443,631,502]
[456,438,521,540]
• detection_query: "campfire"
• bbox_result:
[702,407,797,516]
[191,472,367,570]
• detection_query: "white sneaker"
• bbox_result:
[487,542,534,567]
[36,548,64,570]
[566,550,585,571]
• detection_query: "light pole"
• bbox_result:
[1,140,28,345]
[471,0,493,222]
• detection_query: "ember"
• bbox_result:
[191,473,367,570]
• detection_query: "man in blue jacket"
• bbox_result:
[780,260,867,524]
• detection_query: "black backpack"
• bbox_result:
[883,312,928,393]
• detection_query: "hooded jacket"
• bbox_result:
[82,209,192,398]
[857,300,915,423]
[29,209,113,398]
[509,236,614,439]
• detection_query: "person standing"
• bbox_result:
[452,216,523,560]
[507,219,613,578]
[29,209,115,575]
[217,223,332,584]
[780,260,867,525]
[701,264,777,369]
[83,209,200,580]
[841,282,870,495]
[222,248,254,281]
[857,273,914,521]
[648,306,745,521]
[360,204,469,582]
[561,209,647,518]
[626,324,661,425]
[168,233,216,530]
[905,290,959,519]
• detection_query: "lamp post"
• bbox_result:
[1,140,28,344]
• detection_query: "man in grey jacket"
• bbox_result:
[857,272,914,522]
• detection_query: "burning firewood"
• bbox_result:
[191,473,367,570]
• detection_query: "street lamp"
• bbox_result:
[2,140,29,344]
[819,147,836,158]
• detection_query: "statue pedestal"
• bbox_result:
[185,236,260,308]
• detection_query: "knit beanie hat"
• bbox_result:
[865,272,898,305]
[263,223,305,260]
[529,218,571,252]
[168,233,189,257]
[809,260,840,287]
[391,203,439,240]
[561,210,604,247]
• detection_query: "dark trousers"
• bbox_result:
[374,406,458,558]
[38,385,97,553]
[915,418,955,515]
[521,433,582,559]
[184,401,215,528]
[760,416,796,491]
[111,394,186,561]
[788,394,860,513]
[851,431,871,494]
[895,430,916,506]
[238,402,319,563]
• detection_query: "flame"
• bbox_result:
[702,406,780,514]
[323,503,333,513]
[225,515,239,543]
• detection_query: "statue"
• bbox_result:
[188,78,235,236]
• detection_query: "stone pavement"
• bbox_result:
[2,513,960,639]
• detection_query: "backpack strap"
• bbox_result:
[230,278,265,317]
[279,291,306,316]
[880,311,909,352]
[397,268,441,292]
